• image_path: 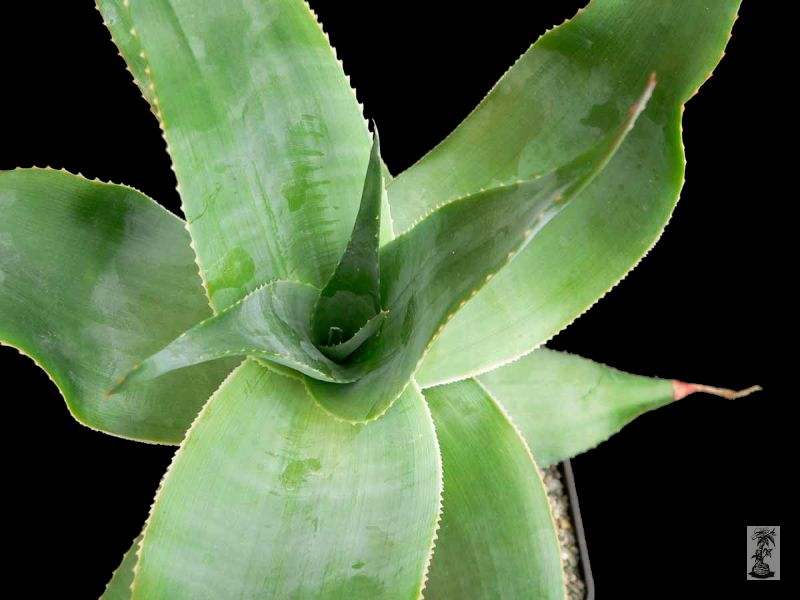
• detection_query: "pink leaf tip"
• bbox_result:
[672,380,762,401]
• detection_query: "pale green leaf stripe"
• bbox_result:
[405,0,741,387]
[133,360,442,599]
[308,80,652,422]
[0,169,235,443]
[478,349,674,466]
[101,536,141,600]
[97,0,372,310]
[424,379,564,599]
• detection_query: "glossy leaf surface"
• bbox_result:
[313,130,384,349]
[407,0,741,387]
[97,0,372,309]
[133,361,441,599]
[0,169,234,443]
[424,379,564,599]
[308,80,652,421]
[479,349,674,466]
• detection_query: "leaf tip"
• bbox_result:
[629,72,657,120]
[672,380,762,401]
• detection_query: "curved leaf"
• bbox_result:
[132,360,442,599]
[318,310,388,362]
[477,349,759,466]
[107,281,366,398]
[313,129,384,347]
[0,169,234,443]
[307,80,653,422]
[403,0,741,387]
[101,536,141,600]
[97,0,372,309]
[423,379,564,599]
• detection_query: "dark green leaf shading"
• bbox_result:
[0,169,235,443]
[317,310,388,362]
[307,77,654,422]
[424,379,564,599]
[107,281,366,398]
[312,129,384,350]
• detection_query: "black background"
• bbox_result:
[0,2,788,597]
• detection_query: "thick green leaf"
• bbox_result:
[403,0,741,387]
[478,349,759,466]
[132,360,442,599]
[108,80,650,418]
[307,80,653,422]
[97,0,372,310]
[424,379,564,599]
[478,349,673,466]
[313,130,384,348]
[0,169,234,443]
[107,281,365,398]
[101,536,141,600]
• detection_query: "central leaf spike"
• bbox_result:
[312,126,386,360]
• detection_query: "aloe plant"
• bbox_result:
[0,0,759,597]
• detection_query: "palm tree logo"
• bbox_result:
[749,527,777,578]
